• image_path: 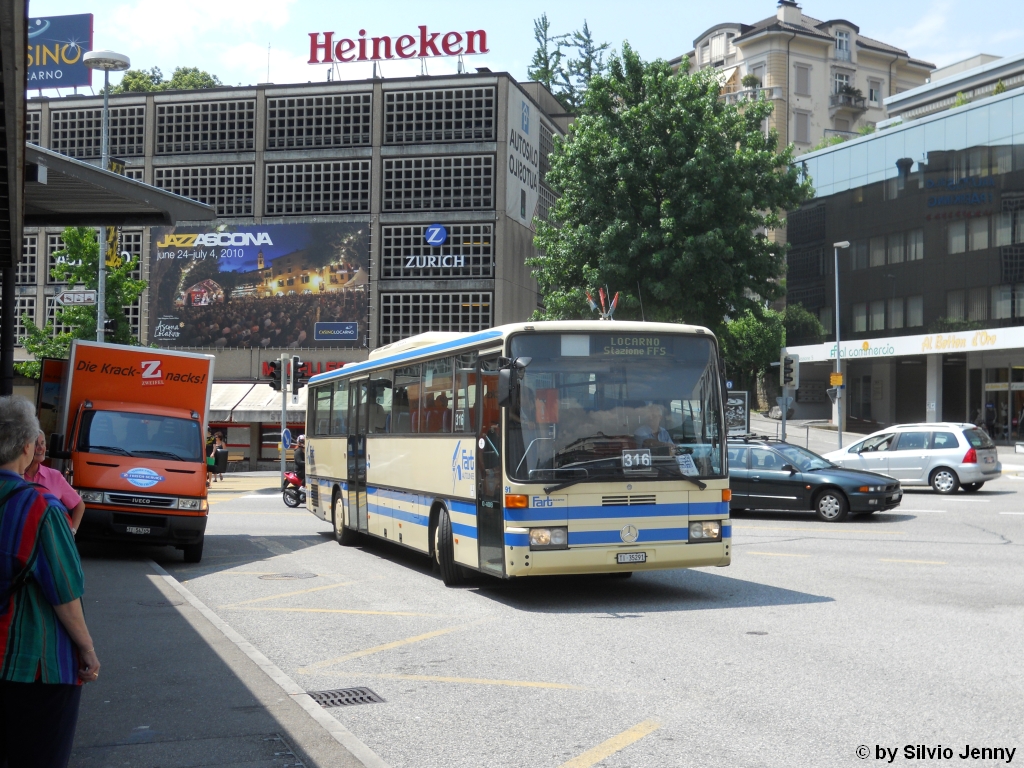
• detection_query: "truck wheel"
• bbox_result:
[436,507,463,587]
[183,536,204,563]
[333,490,359,546]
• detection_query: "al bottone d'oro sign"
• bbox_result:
[309,26,489,63]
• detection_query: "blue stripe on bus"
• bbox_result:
[449,499,476,516]
[503,501,729,523]
[308,329,504,385]
[505,532,530,547]
[392,507,430,527]
[451,522,478,539]
[569,528,690,545]
[722,525,731,538]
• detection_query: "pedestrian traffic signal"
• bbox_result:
[780,354,800,389]
[267,360,282,391]
[290,355,303,394]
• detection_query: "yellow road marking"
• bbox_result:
[879,558,946,565]
[299,623,473,673]
[224,581,357,607]
[558,720,662,768]
[225,606,436,617]
[746,551,811,558]
[369,673,584,690]
[733,525,904,535]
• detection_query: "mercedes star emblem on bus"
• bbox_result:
[620,525,639,544]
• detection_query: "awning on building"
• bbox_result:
[227,383,308,423]
[23,144,216,226]
[208,383,256,422]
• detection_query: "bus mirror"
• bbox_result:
[498,369,513,408]
[497,357,532,409]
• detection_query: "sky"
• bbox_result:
[27,0,1024,92]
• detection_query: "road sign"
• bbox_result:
[726,380,734,390]
[282,428,292,450]
[424,223,448,246]
[776,396,794,408]
[830,372,844,386]
[54,289,97,306]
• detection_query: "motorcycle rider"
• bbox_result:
[293,435,306,484]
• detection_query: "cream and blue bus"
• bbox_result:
[304,321,731,585]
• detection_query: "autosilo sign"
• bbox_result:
[27,14,94,88]
[506,86,540,229]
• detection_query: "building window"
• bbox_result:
[381,224,494,279]
[907,229,924,260]
[993,145,1013,175]
[794,112,810,144]
[888,298,904,329]
[947,290,965,321]
[266,93,372,149]
[851,240,868,270]
[699,43,710,67]
[968,287,988,321]
[379,292,493,346]
[869,300,885,331]
[153,165,254,217]
[46,297,72,336]
[1016,285,1024,318]
[996,212,1013,246]
[887,232,905,264]
[869,236,885,267]
[46,234,69,285]
[384,87,495,144]
[0,296,35,343]
[382,156,494,212]
[18,236,37,284]
[819,306,833,333]
[156,100,255,154]
[998,284,1018,318]
[968,217,989,251]
[852,303,867,333]
[868,79,883,105]
[835,30,850,60]
[794,65,810,96]
[907,295,924,327]
[833,72,850,94]
[948,221,966,254]
[710,34,725,63]
[264,161,371,214]
[50,106,146,158]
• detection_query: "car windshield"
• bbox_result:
[774,444,833,471]
[77,410,204,462]
[506,332,725,483]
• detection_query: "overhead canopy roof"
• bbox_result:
[0,1,26,269]
[24,144,216,226]
[214,383,307,423]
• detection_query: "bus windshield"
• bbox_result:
[77,410,204,463]
[507,332,724,484]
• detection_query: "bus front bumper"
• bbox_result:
[507,540,730,576]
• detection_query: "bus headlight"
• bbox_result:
[80,490,103,503]
[689,521,722,542]
[529,527,568,550]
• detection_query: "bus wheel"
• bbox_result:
[333,490,359,546]
[436,507,463,587]
[183,535,204,564]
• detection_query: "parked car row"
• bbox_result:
[726,422,1002,523]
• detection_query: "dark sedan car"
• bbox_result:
[728,437,903,522]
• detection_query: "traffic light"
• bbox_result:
[290,355,302,393]
[102,317,117,338]
[780,354,800,389]
[267,360,282,391]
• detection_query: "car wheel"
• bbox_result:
[814,489,848,522]
[962,482,984,493]
[930,468,960,494]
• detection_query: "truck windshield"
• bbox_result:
[77,410,204,463]
[506,332,725,484]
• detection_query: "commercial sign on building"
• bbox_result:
[308,26,489,63]
[506,85,540,229]
[27,14,93,88]
[786,325,1024,362]
[148,223,369,349]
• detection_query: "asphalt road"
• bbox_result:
[136,475,1024,768]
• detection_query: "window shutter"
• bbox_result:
[795,65,810,95]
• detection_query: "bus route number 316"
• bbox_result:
[622,449,652,470]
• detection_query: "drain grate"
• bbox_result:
[307,687,385,708]
[259,572,317,580]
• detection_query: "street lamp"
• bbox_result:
[833,240,851,448]
[84,50,130,342]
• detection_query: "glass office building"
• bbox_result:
[784,86,1024,442]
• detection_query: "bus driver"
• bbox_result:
[634,404,676,455]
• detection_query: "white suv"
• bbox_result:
[822,423,1001,494]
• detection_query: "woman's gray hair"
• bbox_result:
[0,396,41,466]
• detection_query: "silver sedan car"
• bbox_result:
[822,423,1001,493]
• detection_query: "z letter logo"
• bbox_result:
[140,360,164,387]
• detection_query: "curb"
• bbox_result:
[149,560,392,768]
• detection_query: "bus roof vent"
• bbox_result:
[369,332,465,360]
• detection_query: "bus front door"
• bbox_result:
[347,378,369,533]
[477,356,504,575]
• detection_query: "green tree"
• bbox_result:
[528,14,568,92]
[17,227,146,378]
[166,66,222,90]
[784,302,826,344]
[111,65,221,94]
[530,44,811,331]
[111,66,164,93]
[994,79,1007,95]
[953,91,971,108]
[561,21,610,110]
[720,307,785,402]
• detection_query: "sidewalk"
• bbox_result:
[70,555,378,768]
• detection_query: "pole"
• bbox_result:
[96,69,110,342]
[780,385,788,442]
[280,351,288,482]
[834,245,843,449]
[1,267,14,396]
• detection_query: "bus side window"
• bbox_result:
[331,380,349,435]
[422,357,454,434]
[392,365,421,434]
[314,384,333,436]
[454,352,479,433]
[369,371,392,434]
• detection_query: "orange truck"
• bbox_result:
[51,341,215,562]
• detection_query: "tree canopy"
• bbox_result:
[720,307,785,394]
[530,44,812,333]
[112,66,222,94]
[528,15,610,110]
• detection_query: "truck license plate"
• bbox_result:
[126,526,151,535]
[617,552,646,564]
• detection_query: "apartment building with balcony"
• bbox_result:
[671,0,934,152]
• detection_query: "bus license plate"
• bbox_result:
[126,526,151,535]
[617,552,646,564]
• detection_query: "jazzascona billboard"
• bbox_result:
[148,223,368,348]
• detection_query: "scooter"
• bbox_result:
[282,471,306,508]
